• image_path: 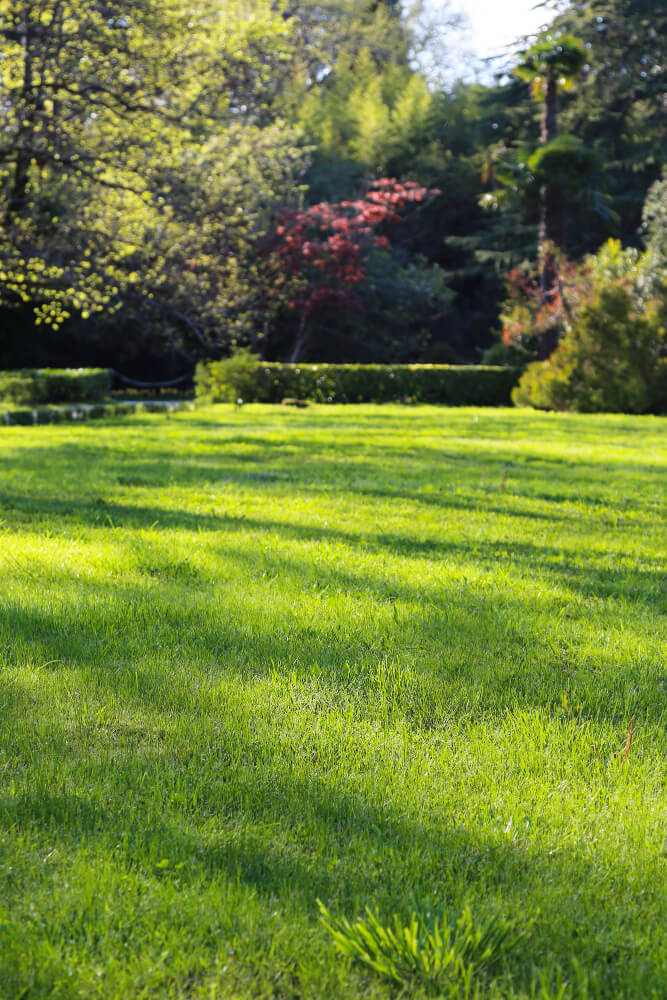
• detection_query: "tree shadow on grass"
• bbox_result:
[1,545,661,729]
[1,429,662,507]
[0,485,662,610]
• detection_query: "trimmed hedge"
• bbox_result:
[1,400,190,426]
[0,368,111,405]
[195,361,521,407]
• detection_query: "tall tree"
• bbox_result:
[550,0,667,247]
[514,34,586,312]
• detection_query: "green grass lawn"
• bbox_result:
[0,405,664,1000]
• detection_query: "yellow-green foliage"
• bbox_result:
[195,349,262,403]
[513,283,665,413]
[298,50,438,175]
[0,1,304,339]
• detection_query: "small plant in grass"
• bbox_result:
[318,900,522,992]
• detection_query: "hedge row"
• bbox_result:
[196,361,521,406]
[1,400,189,426]
[0,368,111,405]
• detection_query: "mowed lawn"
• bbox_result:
[0,405,664,1000]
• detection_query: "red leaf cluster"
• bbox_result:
[273,178,432,316]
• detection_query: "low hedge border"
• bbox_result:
[196,361,522,406]
[1,400,190,426]
[0,368,112,405]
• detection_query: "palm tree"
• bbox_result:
[515,35,586,311]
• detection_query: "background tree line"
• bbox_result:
[0,0,664,380]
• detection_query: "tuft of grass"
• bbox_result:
[318,900,522,991]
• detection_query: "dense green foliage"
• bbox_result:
[195,359,520,406]
[0,367,110,404]
[484,0,664,258]
[0,406,664,997]
[1,0,663,373]
[550,0,666,247]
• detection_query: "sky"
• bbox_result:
[440,0,552,81]
[462,0,550,60]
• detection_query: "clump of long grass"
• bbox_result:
[318,899,522,992]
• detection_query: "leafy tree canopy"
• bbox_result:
[0,0,305,350]
[514,34,586,96]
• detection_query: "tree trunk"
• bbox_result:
[288,312,309,363]
[537,75,562,357]
[540,76,559,145]
[538,75,562,261]
[5,6,34,223]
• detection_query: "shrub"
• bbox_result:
[482,339,536,367]
[6,408,35,425]
[498,249,577,356]
[34,407,56,424]
[268,180,443,363]
[502,227,666,413]
[195,360,520,406]
[0,368,111,405]
[195,349,262,403]
[1,400,189,426]
[513,283,665,413]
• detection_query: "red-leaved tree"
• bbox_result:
[268,179,434,362]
